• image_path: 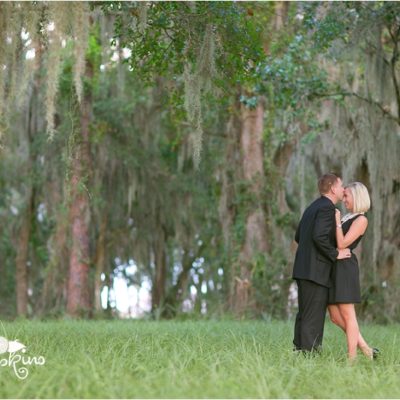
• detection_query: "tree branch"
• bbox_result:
[316,91,400,125]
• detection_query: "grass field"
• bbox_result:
[0,318,398,398]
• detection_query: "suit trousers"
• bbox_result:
[293,279,329,352]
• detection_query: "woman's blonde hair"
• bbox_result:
[346,182,371,213]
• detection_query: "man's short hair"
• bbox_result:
[318,173,340,195]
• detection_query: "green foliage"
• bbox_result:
[84,26,103,92]
[251,250,290,319]
[257,35,329,109]
[110,2,266,85]
[105,2,269,166]
[0,1,398,322]
[300,2,354,50]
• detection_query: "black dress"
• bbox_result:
[328,215,364,304]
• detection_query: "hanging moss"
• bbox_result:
[0,2,93,140]
[6,7,23,115]
[72,2,89,104]
[197,24,217,92]
[45,33,62,138]
[1,4,19,124]
[0,4,7,140]
[183,62,202,168]
[183,24,217,168]
[15,4,41,111]
[301,27,400,320]
[45,2,75,139]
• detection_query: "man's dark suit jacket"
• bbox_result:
[292,196,339,287]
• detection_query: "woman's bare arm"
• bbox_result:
[335,210,368,249]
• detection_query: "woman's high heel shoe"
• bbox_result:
[372,348,380,360]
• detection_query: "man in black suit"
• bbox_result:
[293,173,351,352]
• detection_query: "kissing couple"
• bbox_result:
[292,173,379,361]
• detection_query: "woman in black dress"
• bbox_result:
[328,182,377,361]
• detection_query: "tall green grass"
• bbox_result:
[0,318,397,398]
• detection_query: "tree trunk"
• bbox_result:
[39,207,69,315]
[240,102,269,259]
[15,63,41,317]
[162,244,202,318]
[231,101,269,316]
[218,110,242,312]
[15,191,34,317]
[228,3,291,317]
[66,58,93,317]
[152,226,167,314]
[94,216,107,313]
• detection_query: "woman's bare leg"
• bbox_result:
[328,304,372,358]
[338,303,362,360]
